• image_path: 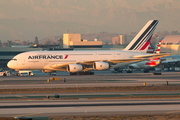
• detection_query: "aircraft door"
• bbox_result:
[22,59,25,65]
[44,59,48,65]
[113,53,117,58]
[94,52,97,59]
[78,58,82,62]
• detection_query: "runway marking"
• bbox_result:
[12,113,42,117]
[166,110,180,113]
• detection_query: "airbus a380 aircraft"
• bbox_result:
[7,20,169,75]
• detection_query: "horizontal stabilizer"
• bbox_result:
[133,53,171,59]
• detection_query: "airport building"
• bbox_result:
[63,33,102,48]
[112,35,126,45]
[112,37,119,45]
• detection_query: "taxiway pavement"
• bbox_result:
[1,71,180,117]
[1,99,180,117]
[0,72,180,89]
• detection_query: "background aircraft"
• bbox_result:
[128,37,164,72]
[114,37,164,73]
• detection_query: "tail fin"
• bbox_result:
[144,38,164,67]
[153,37,164,54]
[147,42,156,53]
[124,20,159,53]
[147,44,154,54]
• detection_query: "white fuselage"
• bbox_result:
[7,50,147,71]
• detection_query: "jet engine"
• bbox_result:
[93,62,110,70]
[42,70,56,73]
[67,64,83,73]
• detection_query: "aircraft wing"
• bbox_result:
[49,58,147,70]
[48,53,170,71]
[161,59,180,64]
[50,62,75,69]
[50,60,98,69]
[107,58,146,64]
[80,59,146,64]
[133,53,171,59]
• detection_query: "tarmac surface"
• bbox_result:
[0,71,180,89]
[1,91,180,100]
[1,71,180,117]
[1,99,180,117]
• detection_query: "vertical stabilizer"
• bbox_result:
[154,37,164,54]
[124,20,159,53]
[147,42,155,53]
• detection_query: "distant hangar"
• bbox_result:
[161,35,180,55]
[162,35,180,44]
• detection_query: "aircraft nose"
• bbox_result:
[7,61,12,69]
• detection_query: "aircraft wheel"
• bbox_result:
[78,71,94,75]
[78,72,84,75]
[144,70,149,73]
[127,71,132,73]
[3,73,6,76]
[84,71,88,75]
[70,72,78,75]
[90,72,94,75]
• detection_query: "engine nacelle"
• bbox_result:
[93,62,110,70]
[67,64,83,73]
[42,70,56,73]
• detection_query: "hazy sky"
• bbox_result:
[0,0,180,42]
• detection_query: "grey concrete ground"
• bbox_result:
[1,99,180,117]
[1,71,180,117]
[0,71,180,89]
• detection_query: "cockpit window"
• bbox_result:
[11,59,17,61]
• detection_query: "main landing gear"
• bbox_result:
[70,71,94,75]
[143,70,149,73]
